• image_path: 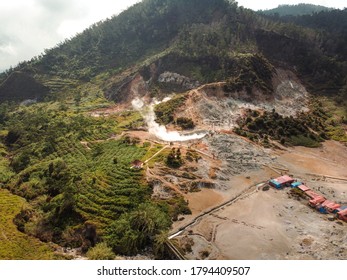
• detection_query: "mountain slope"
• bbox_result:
[0,1,345,104]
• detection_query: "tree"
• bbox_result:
[5,129,22,146]
[74,92,82,106]
[166,148,183,168]
[153,230,169,259]
[11,151,31,172]
[105,203,171,255]
[46,159,71,197]
[176,117,195,129]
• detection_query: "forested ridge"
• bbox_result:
[0,0,346,259]
[1,0,346,101]
[259,4,333,16]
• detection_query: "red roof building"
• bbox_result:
[309,196,326,207]
[297,185,310,192]
[305,190,321,199]
[338,209,347,222]
[269,175,294,189]
[130,160,143,169]
[321,200,341,213]
[276,175,294,184]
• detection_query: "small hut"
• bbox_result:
[319,200,341,214]
[130,160,144,169]
[269,175,294,189]
[309,195,326,208]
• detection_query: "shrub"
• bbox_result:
[154,95,187,125]
[11,152,31,173]
[176,117,195,129]
[5,129,22,146]
[166,148,183,168]
[200,249,210,259]
[105,203,171,255]
[86,242,116,260]
[289,135,321,148]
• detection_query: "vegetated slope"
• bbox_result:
[1,105,176,255]
[0,189,56,259]
[256,8,347,135]
[0,0,233,84]
[0,0,346,102]
[259,4,333,16]
[0,0,346,259]
[260,8,347,60]
[0,96,188,257]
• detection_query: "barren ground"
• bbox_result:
[88,76,347,260]
[173,141,347,260]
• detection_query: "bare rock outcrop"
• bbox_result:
[158,71,200,90]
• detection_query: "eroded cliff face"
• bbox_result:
[103,62,202,103]
[158,71,200,90]
[171,68,310,133]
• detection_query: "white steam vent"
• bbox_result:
[131,97,206,142]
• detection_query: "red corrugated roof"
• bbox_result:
[309,196,325,204]
[321,201,340,211]
[305,190,321,199]
[338,208,347,216]
[322,200,333,207]
[298,185,310,192]
[328,204,341,210]
[275,175,294,184]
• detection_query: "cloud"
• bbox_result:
[37,0,75,13]
[0,43,17,57]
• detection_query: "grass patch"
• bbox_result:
[318,96,347,142]
[141,144,164,162]
[0,189,56,259]
[114,111,144,132]
[0,145,14,183]
[289,135,321,148]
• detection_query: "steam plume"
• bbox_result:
[132,97,206,142]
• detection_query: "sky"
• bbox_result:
[0,0,345,72]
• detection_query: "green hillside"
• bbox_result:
[1,0,346,102]
[0,0,346,259]
[0,189,56,259]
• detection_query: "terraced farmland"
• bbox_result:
[75,140,149,228]
[0,104,173,257]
